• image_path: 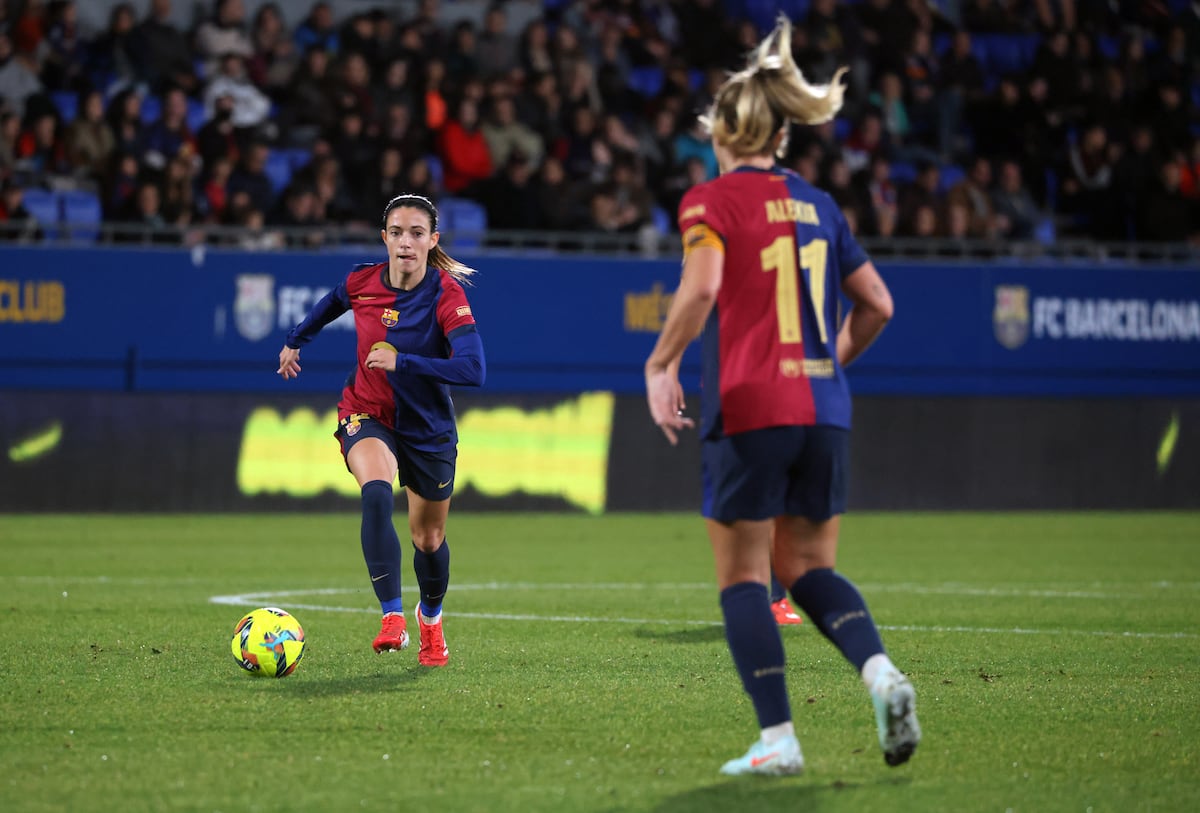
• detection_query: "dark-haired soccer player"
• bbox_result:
[278,194,485,667]
[645,17,919,775]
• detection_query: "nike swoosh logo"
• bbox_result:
[437,480,452,489]
[750,752,780,767]
[371,573,389,582]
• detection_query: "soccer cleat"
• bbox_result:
[372,613,410,653]
[417,611,449,666]
[871,670,921,766]
[718,735,804,776]
[771,597,803,626]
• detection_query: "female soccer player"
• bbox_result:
[644,17,920,775]
[277,194,485,667]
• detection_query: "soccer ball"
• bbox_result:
[231,607,306,678]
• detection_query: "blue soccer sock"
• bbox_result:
[790,568,885,672]
[719,581,791,729]
[360,480,403,615]
[769,572,787,603]
[413,538,450,619]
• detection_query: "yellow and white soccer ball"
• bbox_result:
[231,607,306,678]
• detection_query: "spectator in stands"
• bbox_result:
[199,154,233,223]
[305,153,356,224]
[0,111,20,178]
[421,57,449,134]
[279,46,337,148]
[378,100,427,163]
[480,93,544,171]
[16,110,70,183]
[104,88,142,158]
[403,155,440,202]
[437,96,492,195]
[332,51,376,129]
[671,117,717,183]
[518,19,553,77]
[842,108,888,174]
[478,150,542,230]
[357,145,404,222]
[203,54,272,135]
[196,91,239,167]
[854,152,899,237]
[226,139,274,215]
[0,179,42,241]
[411,0,447,54]
[962,0,1022,33]
[608,153,655,232]
[11,0,48,60]
[103,151,139,218]
[42,0,85,92]
[119,180,168,240]
[374,57,416,118]
[446,21,481,92]
[1147,82,1192,156]
[132,0,196,95]
[248,2,298,98]
[338,11,380,66]
[237,205,283,250]
[195,0,253,80]
[1059,121,1118,238]
[294,2,339,56]
[897,160,942,233]
[990,158,1040,239]
[0,32,43,120]
[270,182,324,248]
[1138,159,1198,243]
[517,70,564,151]
[533,155,583,231]
[869,72,912,155]
[160,153,195,227]
[677,0,732,70]
[945,155,1000,238]
[1114,123,1159,239]
[477,4,518,80]
[140,86,196,172]
[64,89,114,184]
[805,0,869,106]
[328,108,374,193]
[938,30,986,162]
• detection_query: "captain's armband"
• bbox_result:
[681,223,724,258]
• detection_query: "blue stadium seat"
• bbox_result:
[60,190,103,243]
[424,154,444,190]
[889,161,917,184]
[439,197,487,250]
[628,66,665,98]
[833,116,852,141]
[777,0,811,21]
[742,0,779,33]
[51,91,78,124]
[938,163,965,192]
[21,189,60,239]
[186,99,207,132]
[651,206,671,234]
[283,148,311,171]
[139,94,161,124]
[264,150,294,194]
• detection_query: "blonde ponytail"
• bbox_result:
[704,15,847,158]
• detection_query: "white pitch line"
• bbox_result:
[207,588,1199,640]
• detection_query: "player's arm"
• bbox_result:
[645,237,722,443]
[837,260,893,367]
[278,283,351,379]
[386,326,486,387]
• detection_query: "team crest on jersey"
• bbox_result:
[381,308,399,328]
[233,274,274,342]
[993,285,1030,350]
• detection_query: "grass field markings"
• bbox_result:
[208,588,1200,639]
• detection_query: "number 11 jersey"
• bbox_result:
[676,165,870,439]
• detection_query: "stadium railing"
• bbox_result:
[0,220,1197,264]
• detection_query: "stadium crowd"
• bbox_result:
[0,0,1197,247]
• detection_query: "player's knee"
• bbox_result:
[410,527,445,552]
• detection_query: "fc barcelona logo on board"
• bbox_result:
[234,274,274,342]
[381,308,399,328]
[993,285,1030,350]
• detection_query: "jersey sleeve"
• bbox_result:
[832,205,871,281]
[285,275,352,348]
[677,184,727,258]
[435,273,477,336]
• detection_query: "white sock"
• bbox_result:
[761,721,795,745]
[862,653,898,690]
[419,607,441,623]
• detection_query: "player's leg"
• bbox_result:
[704,429,804,776]
[774,426,920,766]
[768,541,803,626]
[341,417,408,652]
[401,446,455,667]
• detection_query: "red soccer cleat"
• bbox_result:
[772,597,804,626]
[372,613,410,652]
[417,611,449,666]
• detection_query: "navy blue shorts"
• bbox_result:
[336,413,456,501]
[701,425,849,522]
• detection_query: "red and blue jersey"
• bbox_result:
[286,262,481,451]
[677,165,869,437]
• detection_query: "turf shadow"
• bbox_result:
[283,669,426,697]
[631,626,725,645]
[640,774,914,811]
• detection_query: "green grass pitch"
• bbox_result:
[1,512,1198,812]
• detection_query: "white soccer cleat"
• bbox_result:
[718,734,804,776]
[871,671,921,766]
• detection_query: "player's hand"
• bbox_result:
[645,364,693,445]
[277,346,301,380]
[366,341,398,372]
